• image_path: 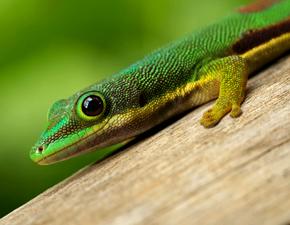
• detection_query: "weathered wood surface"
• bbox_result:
[1,56,290,225]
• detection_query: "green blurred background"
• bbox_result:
[0,0,250,217]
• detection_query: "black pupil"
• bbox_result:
[82,95,104,117]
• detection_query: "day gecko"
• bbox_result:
[31,0,290,164]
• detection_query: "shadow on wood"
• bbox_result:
[1,56,290,225]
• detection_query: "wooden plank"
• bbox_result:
[1,56,290,225]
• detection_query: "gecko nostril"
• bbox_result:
[37,146,44,153]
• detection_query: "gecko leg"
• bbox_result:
[199,55,248,128]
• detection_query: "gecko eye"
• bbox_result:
[77,92,106,120]
[82,95,103,116]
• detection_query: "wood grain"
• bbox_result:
[1,56,290,225]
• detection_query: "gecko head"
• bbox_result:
[30,90,111,165]
[30,81,141,165]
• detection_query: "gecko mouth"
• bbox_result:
[32,117,112,165]
[34,134,97,165]
[36,142,79,165]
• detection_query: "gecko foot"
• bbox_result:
[200,102,243,128]
[200,106,230,128]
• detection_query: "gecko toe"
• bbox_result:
[230,104,243,118]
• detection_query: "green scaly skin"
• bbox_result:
[31,0,290,165]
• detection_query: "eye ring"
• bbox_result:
[76,92,106,121]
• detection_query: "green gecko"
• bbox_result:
[31,0,290,165]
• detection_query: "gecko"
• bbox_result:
[31,0,290,165]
